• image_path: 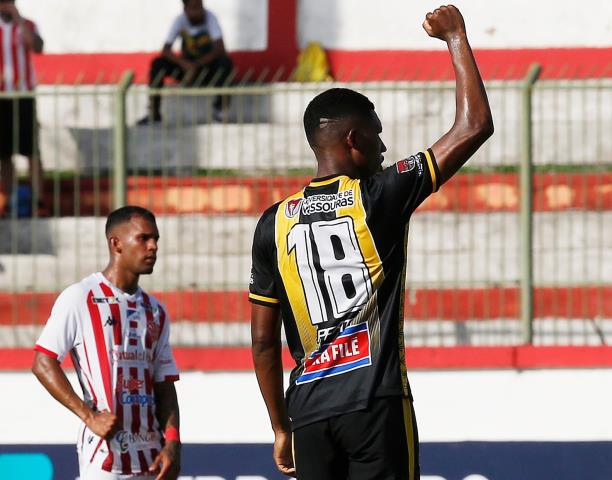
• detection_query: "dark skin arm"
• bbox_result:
[424,5,494,186]
[251,303,296,477]
[150,381,181,480]
[31,351,120,438]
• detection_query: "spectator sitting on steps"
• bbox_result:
[138,0,234,126]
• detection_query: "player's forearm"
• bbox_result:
[252,342,291,433]
[448,33,492,135]
[154,381,180,431]
[32,353,94,423]
[437,33,493,182]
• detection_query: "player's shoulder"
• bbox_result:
[257,201,282,225]
[205,8,219,22]
[23,18,36,29]
[52,276,94,309]
[172,12,189,28]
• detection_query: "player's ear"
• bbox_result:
[346,128,358,149]
[109,236,122,254]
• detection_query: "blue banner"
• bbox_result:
[1,442,611,479]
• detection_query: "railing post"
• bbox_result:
[519,63,541,344]
[113,70,134,209]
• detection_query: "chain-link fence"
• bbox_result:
[0,67,610,348]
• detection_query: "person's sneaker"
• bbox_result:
[136,113,162,126]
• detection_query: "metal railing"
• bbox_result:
[0,65,610,348]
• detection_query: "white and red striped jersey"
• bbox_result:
[0,17,38,92]
[35,272,180,475]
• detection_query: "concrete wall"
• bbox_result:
[14,80,611,176]
[17,0,612,53]
[1,369,611,444]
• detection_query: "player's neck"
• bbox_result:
[101,267,140,295]
[315,156,356,179]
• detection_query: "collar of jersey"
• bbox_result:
[308,174,346,187]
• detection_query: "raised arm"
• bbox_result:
[32,351,119,439]
[251,303,295,477]
[423,5,494,186]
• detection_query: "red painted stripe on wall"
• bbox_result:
[2,286,610,325]
[6,346,612,370]
[28,173,612,217]
[29,47,612,85]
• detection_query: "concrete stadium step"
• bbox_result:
[23,81,612,173]
[0,211,610,291]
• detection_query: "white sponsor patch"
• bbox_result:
[301,190,354,215]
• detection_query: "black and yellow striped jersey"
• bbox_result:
[249,149,440,429]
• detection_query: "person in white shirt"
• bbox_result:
[0,0,45,217]
[138,0,233,125]
[32,206,181,480]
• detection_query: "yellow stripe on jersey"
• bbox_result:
[249,293,280,304]
[276,178,385,356]
[276,191,318,354]
[336,177,384,288]
[402,397,417,480]
[308,175,343,187]
[424,149,438,192]
[398,225,410,396]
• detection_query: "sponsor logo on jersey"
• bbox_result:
[296,322,371,385]
[92,296,120,304]
[112,349,153,363]
[115,430,159,454]
[119,391,155,407]
[396,155,417,174]
[104,316,117,327]
[285,198,303,218]
[116,374,144,391]
[301,190,354,215]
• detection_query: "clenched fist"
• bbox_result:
[423,5,466,42]
[85,410,121,440]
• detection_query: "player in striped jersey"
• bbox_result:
[0,0,45,216]
[250,6,493,479]
[33,206,181,479]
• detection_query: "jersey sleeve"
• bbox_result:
[249,207,280,308]
[35,285,81,362]
[206,11,223,41]
[363,148,440,221]
[164,15,184,46]
[153,306,179,383]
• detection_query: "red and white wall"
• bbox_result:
[16,0,612,83]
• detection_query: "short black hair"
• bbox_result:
[303,88,375,146]
[105,206,156,237]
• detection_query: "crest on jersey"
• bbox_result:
[285,198,303,218]
[396,155,417,174]
[147,317,161,342]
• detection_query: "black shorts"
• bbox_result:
[293,396,420,480]
[0,98,36,158]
